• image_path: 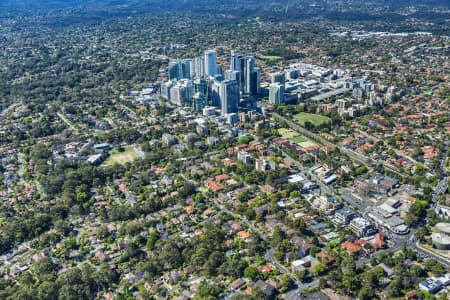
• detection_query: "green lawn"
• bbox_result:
[278,128,315,147]
[291,136,308,144]
[278,128,297,139]
[293,113,331,127]
[103,147,140,166]
[259,55,282,62]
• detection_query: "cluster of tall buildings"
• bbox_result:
[161,50,261,116]
[226,50,261,95]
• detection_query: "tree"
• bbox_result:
[271,226,284,247]
[342,274,360,295]
[146,231,160,249]
[206,251,224,276]
[293,217,306,233]
[372,266,386,280]
[251,285,266,300]
[94,263,118,290]
[319,277,327,289]
[19,272,35,287]
[388,277,402,297]
[56,267,91,300]
[404,213,418,227]
[245,209,256,220]
[341,258,356,275]
[96,225,110,240]
[311,236,320,246]
[410,265,425,277]
[244,266,259,281]
[358,285,375,300]
[370,256,377,266]
[54,219,71,235]
[296,270,308,282]
[38,281,58,300]
[309,246,321,257]
[279,274,293,292]
[194,280,222,299]
[327,270,339,288]
[312,263,326,276]
[364,271,379,288]
[34,257,55,277]
[410,201,428,216]
[363,243,373,251]
[437,292,449,300]
[179,183,196,198]
[425,259,444,276]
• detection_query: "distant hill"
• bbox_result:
[1,0,447,12]
[1,0,447,29]
[0,0,277,17]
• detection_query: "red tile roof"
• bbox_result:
[341,241,362,253]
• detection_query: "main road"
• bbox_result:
[271,112,408,179]
[277,122,450,267]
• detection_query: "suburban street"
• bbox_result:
[209,195,323,296]
[356,128,419,164]
[57,111,78,132]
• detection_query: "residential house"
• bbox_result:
[229,278,246,291]
[341,241,362,255]
[205,180,222,192]
[315,250,335,265]
[247,280,275,298]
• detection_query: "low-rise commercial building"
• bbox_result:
[419,278,442,293]
[431,222,450,250]
[349,217,375,237]
[334,207,357,225]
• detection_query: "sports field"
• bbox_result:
[103,147,140,166]
[278,128,317,148]
[291,136,308,144]
[297,140,317,148]
[278,128,297,139]
[260,55,282,62]
[293,113,331,127]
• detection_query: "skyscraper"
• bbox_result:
[180,59,192,79]
[168,61,180,80]
[170,79,193,106]
[161,80,176,100]
[245,56,254,94]
[252,67,261,96]
[230,50,245,92]
[204,50,217,77]
[220,80,240,115]
[169,60,192,80]
[211,76,224,107]
[270,71,286,85]
[231,50,243,72]
[192,92,207,112]
[224,69,241,90]
[193,56,205,78]
[194,77,208,97]
[269,83,285,105]
[192,78,209,112]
